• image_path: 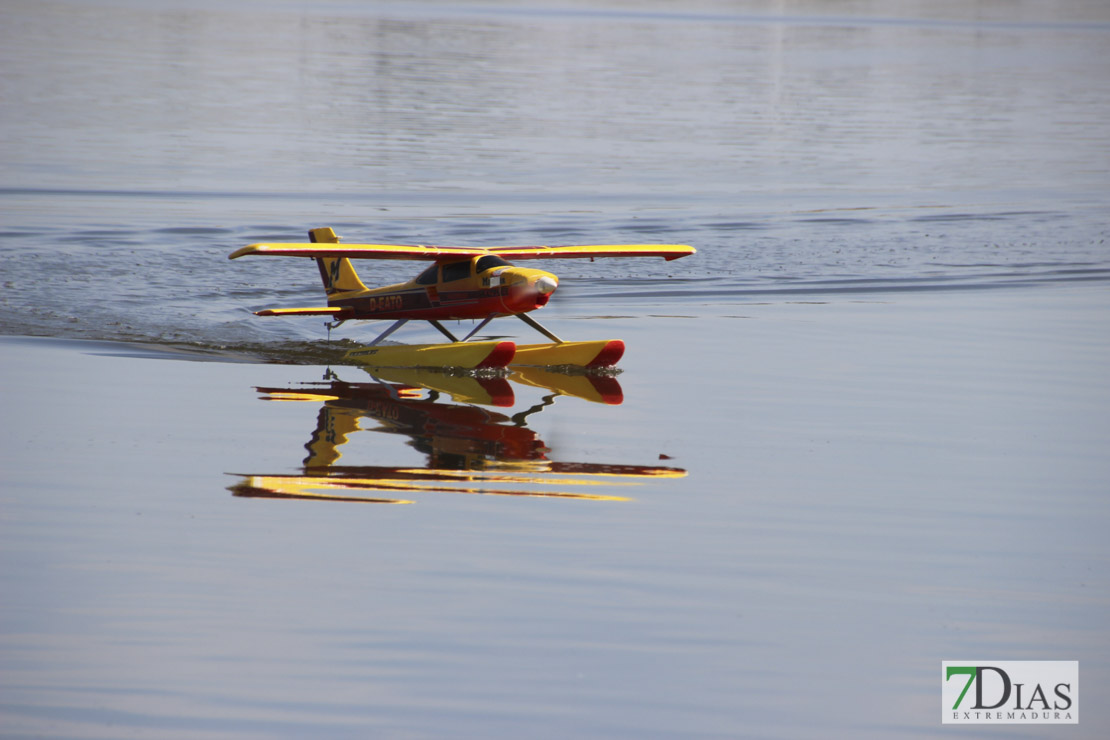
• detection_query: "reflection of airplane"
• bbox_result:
[229,227,694,369]
[228,371,684,504]
[295,378,543,469]
[366,365,624,406]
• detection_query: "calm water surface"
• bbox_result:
[1,0,1109,737]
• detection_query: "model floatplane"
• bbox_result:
[230,227,694,369]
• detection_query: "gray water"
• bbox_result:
[2,1,1109,737]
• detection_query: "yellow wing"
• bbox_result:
[229,242,694,261]
[228,243,487,260]
[488,244,695,261]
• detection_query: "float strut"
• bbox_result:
[368,319,409,346]
[427,320,460,343]
[461,316,496,342]
[517,312,563,343]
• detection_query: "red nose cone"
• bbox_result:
[477,341,517,369]
[585,339,625,368]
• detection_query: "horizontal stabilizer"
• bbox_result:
[254,307,351,317]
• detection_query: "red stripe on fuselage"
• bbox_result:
[337,287,527,321]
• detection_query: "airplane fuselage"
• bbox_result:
[327,255,559,322]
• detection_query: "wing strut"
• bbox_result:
[517,313,563,343]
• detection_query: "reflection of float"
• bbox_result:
[228,370,684,504]
[365,365,624,407]
[509,366,623,406]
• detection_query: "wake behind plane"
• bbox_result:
[229,227,694,369]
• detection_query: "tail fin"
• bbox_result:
[309,227,367,296]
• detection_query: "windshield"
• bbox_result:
[441,260,471,282]
[415,264,438,285]
[475,255,511,273]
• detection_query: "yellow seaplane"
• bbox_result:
[229,227,694,369]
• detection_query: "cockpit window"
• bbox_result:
[415,264,438,285]
[475,255,511,273]
[442,260,471,282]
